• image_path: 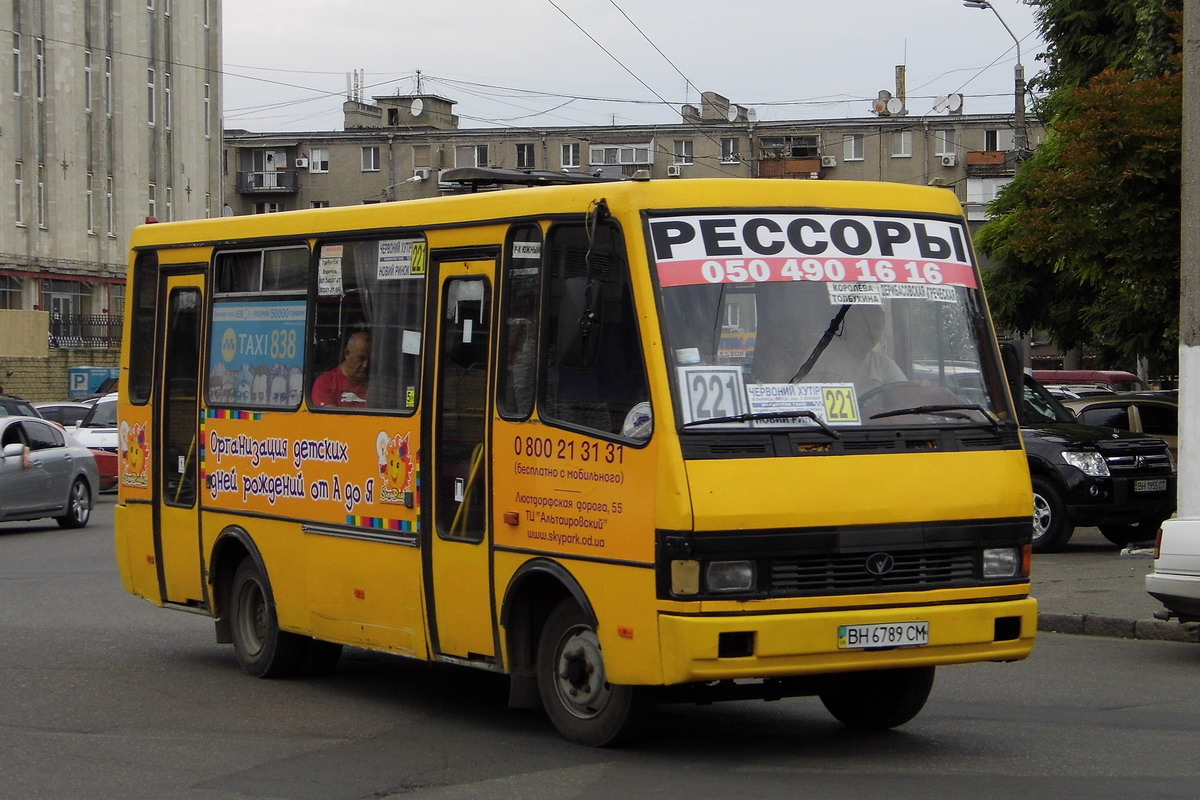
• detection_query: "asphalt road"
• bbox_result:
[3,498,1200,800]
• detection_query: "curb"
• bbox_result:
[1038,613,1200,643]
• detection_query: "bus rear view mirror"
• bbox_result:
[557,276,603,369]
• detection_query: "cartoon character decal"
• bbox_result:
[377,431,414,503]
[119,420,149,487]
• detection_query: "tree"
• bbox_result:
[976,0,1181,375]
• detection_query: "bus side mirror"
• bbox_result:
[558,276,603,369]
[998,341,1024,423]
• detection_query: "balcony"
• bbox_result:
[234,170,300,195]
[965,151,1018,178]
[49,313,123,350]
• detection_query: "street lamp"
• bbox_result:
[384,173,426,201]
[964,0,1028,156]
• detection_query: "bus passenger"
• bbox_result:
[312,331,370,407]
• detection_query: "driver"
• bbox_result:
[801,303,906,392]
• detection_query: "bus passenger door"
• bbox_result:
[426,259,497,661]
[154,273,205,606]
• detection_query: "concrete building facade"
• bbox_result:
[224,90,1039,235]
[1,0,222,356]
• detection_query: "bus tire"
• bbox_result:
[535,599,649,747]
[228,558,307,678]
[819,666,935,731]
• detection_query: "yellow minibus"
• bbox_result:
[115,172,1035,745]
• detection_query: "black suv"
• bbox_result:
[1018,374,1175,552]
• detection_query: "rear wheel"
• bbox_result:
[228,558,308,678]
[1098,518,1164,548]
[1031,475,1074,553]
[535,600,649,746]
[55,478,91,529]
[819,666,935,730]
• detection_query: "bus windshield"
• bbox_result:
[651,211,1008,430]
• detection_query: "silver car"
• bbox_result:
[0,416,99,528]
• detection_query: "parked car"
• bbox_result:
[72,392,117,452]
[1016,374,1176,552]
[0,415,99,528]
[0,394,43,419]
[1032,369,1149,393]
[34,400,96,427]
[1061,392,1179,459]
[1044,384,1117,400]
[1147,519,1200,624]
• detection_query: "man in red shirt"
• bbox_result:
[312,331,370,407]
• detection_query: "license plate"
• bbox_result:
[838,621,929,650]
[1134,478,1167,493]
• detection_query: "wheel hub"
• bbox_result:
[555,627,610,718]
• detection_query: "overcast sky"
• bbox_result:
[221,0,1047,133]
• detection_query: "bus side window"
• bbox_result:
[310,238,425,413]
[540,220,649,439]
[497,224,542,419]
[128,251,159,405]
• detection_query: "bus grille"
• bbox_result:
[768,548,977,596]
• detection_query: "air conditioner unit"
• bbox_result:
[413,169,432,181]
[940,154,957,167]
[666,164,683,177]
[820,155,838,168]
[295,157,309,169]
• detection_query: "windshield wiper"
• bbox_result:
[869,403,1000,429]
[684,410,841,439]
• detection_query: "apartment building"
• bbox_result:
[224,90,1037,237]
[1,0,222,353]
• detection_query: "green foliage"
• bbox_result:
[978,1,1181,374]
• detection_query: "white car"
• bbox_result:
[1146,519,1200,623]
[72,392,118,453]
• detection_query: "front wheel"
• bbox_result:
[819,666,935,730]
[1031,475,1074,553]
[536,600,649,746]
[55,478,91,529]
[228,558,309,678]
[1098,518,1164,548]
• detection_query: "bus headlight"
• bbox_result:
[706,560,756,593]
[982,547,1019,579]
[1062,451,1109,477]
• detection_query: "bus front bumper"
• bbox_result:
[657,597,1037,685]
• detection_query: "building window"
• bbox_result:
[412,144,431,169]
[985,129,1015,152]
[204,83,211,138]
[148,183,156,219]
[106,176,114,235]
[165,186,173,221]
[147,68,156,125]
[588,143,651,166]
[37,164,46,228]
[163,72,172,129]
[761,135,820,158]
[310,200,330,208]
[361,146,380,172]
[310,147,330,172]
[455,144,489,168]
[843,133,865,161]
[34,37,45,101]
[673,140,693,165]
[254,202,282,214]
[561,143,580,168]
[934,129,956,156]
[109,284,125,316]
[0,275,22,309]
[11,33,20,97]
[84,50,92,112]
[720,137,740,163]
[891,130,913,158]
[515,143,535,169]
[86,174,95,233]
[13,162,23,226]
[104,56,112,117]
